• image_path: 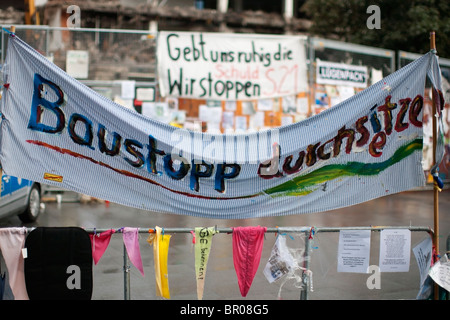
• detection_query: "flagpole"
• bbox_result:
[430,31,438,255]
[430,31,440,300]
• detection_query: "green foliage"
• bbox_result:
[303,0,450,58]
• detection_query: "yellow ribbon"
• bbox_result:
[147,226,171,299]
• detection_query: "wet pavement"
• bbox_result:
[1,187,449,301]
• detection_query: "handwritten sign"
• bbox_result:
[157,32,308,101]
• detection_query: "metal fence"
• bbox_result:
[9,225,430,300]
[112,225,433,300]
[1,26,445,119]
[307,37,395,116]
[0,25,398,116]
[1,25,158,109]
[398,50,450,80]
[1,25,157,80]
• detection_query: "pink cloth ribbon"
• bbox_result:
[0,227,29,300]
[122,227,144,276]
[232,226,267,297]
[89,229,115,265]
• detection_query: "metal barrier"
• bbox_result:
[1,25,157,81]
[0,25,158,112]
[310,37,396,78]
[54,226,311,300]
[398,50,450,74]
[0,25,397,122]
[0,26,445,123]
[306,226,432,300]
[17,225,432,300]
[308,37,395,116]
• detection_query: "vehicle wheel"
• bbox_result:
[18,184,41,223]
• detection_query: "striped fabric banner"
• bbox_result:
[0,34,444,219]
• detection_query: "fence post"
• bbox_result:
[123,243,131,300]
[1,28,4,64]
[300,232,311,300]
[447,233,450,259]
[447,234,450,300]
[45,27,49,58]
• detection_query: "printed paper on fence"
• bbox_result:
[0,34,443,219]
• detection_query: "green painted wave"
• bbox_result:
[263,138,423,197]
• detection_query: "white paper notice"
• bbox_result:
[337,85,355,101]
[66,50,89,79]
[141,102,154,118]
[257,99,273,111]
[412,236,432,285]
[121,80,136,100]
[337,230,371,273]
[379,229,411,272]
[429,258,450,292]
[225,101,237,111]
[235,116,247,131]
[371,68,383,83]
[281,116,293,126]
[296,97,309,114]
[251,111,265,128]
[199,105,222,123]
[136,87,155,101]
[222,111,234,129]
[142,102,169,121]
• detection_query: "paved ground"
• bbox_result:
[1,187,449,301]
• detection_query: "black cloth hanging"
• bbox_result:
[24,227,93,300]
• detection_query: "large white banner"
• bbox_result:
[0,34,445,219]
[157,31,308,101]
